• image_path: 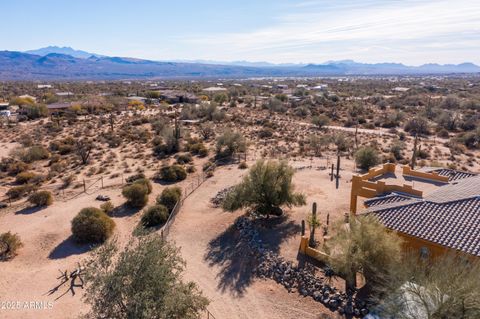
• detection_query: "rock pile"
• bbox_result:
[234,216,369,317]
[210,186,235,208]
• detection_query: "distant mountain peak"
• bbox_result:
[25,46,104,59]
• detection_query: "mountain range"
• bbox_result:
[0,46,478,80]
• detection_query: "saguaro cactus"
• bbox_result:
[308,202,320,247]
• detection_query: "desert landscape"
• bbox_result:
[0,75,479,318]
[1,1,480,318]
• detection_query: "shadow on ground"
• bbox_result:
[48,236,92,259]
[15,206,44,215]
[110,203,142,218]
[204,214,301,296]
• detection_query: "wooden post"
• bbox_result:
[301,220,305,236]
[330,164,334,181]
[83,179,86,192]
[336,155,340,189]
[101,176,104,189]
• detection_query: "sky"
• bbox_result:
[1,0,480,65]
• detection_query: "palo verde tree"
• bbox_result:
[83,235,209,319]
[326,215,403,294]
[223,160,306,217]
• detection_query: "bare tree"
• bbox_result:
[75,139,93,165]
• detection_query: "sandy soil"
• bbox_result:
[0,187,129,319]
[169,163,348,319]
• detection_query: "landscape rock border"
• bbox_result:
[234,216,369,317]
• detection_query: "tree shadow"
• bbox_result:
[204,223,255,297]
[204,214,301,297]
[48,236,92,259]
[15,206,44,215]
[110,203,142,218]
[256,215,301,255]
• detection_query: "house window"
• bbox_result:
[420,247,430,259]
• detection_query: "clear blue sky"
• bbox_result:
[1,0,479,65]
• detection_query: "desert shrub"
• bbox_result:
[238,161,248,169]
[62,174,76,188]
[404,117,430,136]
[122,183,149,208]
[15,171,36,184]
[16,145,50,163]
[6,160,30,176]
[23,104,48,119]
[0,232,23,260]
[141,205,169,227]
[156,165,187,183]
[437,128,450,138]
[186,142,208,157]
[216,130,246,159]
[71,207,115,244]
[390,141,405,160]
[156,187,182,212]
[6,184,36,199]
[186,165,196,173]
[312,115,330,129]
[175,153,193,164]
[126,173,146,184]
[258,128,273,139]
[355,146,380,170]
[203,161,215,172]
[132,178,152,194]
[28,191,53,206]
[100,201,114,215]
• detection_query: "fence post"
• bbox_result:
[83,179,86,192]
[336,155,340,189]
[101,176,104,189]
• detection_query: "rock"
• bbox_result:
[232,215,370,317]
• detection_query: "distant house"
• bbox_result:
[159,91,198,104]
[202,87,227,93]
[37,84,53,89]
[393,87,410,92]
[46,102,75,115]
[55,92,74,97]
[311,84,328,91]
[127,96,147,102]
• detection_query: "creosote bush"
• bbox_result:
[157,187,182,212]
[156,165,187,183]
[141,204,169,227]
[355,146,380,170]
[15,171,36,184]
[71,207,115,244]
[122,183,149,208]
[28,190,53,207]
[0,232,23,261]
[100,201,114,215]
